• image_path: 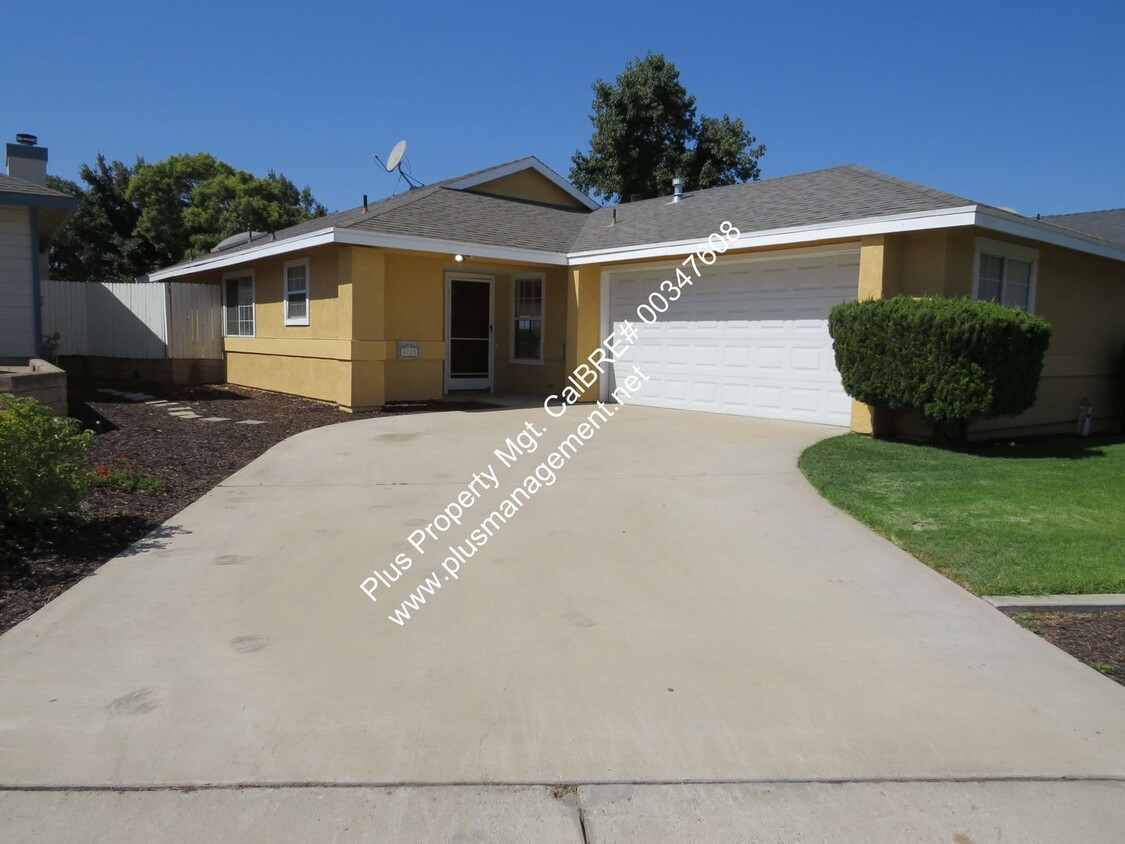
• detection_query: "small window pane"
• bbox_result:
[513,278,543,360]
[514,325,541,360]
[979,254,1003,282]
[1001,281,1029,310]
[287,295,307,319]
[225,276,254,336]
[285,263,309,324]
[978,278,1001,302]
[1006,258,1031,286]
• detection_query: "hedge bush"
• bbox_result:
[0,394,94,525]
[828,296,1052,437]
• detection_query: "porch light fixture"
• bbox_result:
[454,253,465,262]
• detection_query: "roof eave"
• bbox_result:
[146,227,569,281]
[0,191,78,210]
[974,208,1125,261]
[568,206,981,265]
[146,202,1125,283]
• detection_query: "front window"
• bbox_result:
[224,274,255,337]
[974,239,1036,311]
[284,259,310,326]
[512,276,543,363]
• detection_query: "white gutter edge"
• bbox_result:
[566,206,980,265]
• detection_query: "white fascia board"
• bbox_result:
[147,228,336,281]
[973,208,1125,262]
[334,228,569,265]
[566,206,980,266]
[444,157,600,211]
[147,226,569,280]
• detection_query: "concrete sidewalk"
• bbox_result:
[0,406,1122,840]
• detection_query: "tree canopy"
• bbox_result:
[49,152,327,281]
[569,53,766,203]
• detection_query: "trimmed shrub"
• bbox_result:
[0,394,94,525]
[828,296,1052,438]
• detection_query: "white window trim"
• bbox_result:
[510,273,545,365]
[223,269,256,338]
[283,258,311,326]
[972,237,1038,313]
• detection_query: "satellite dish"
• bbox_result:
[373,139,425,192]
[386,140,406,173]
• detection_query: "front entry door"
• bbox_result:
[445,274,493,391]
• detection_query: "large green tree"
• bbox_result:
[48,155,156,282]
[570,53,766,203]
[127,152,328,267]
[49,152,327,280]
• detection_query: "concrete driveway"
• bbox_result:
[1,406,1123,842]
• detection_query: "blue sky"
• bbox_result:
[6,0,1123,215]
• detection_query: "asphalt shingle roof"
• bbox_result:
[1040,209,1125,248]
[173,159,1123,272]
[571,165,975,252]
[200,157,586,261]
[347,188,589,252]
[0,172,74,199]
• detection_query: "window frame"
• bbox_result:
[283,258,311,327]
[223,270,256,338]
[510,273,545,365]
[972,237,1038,313]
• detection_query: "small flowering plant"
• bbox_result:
[91,454,168,494]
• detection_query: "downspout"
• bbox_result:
[29,207,43,359]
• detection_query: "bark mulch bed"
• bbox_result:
[0,380,491,635]
[1005,608,1125,688]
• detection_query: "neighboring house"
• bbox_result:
[148,157,1125,437]
[0,135,76,360]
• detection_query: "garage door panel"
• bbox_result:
[606,250,857,426]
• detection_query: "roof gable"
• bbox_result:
[443,157,599,210]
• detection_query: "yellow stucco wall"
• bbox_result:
[184,222,1122,435]
[197,244,360,406]
[566,264,603,402]
[383,251,446,402]
[969,231,1124,436]
[867,228,1125,437]
[492,267,568,397]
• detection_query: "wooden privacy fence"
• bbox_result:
[42,280,223,360]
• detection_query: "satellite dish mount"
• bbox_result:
[374,140,424,193]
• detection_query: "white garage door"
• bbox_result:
[603,249,859,425]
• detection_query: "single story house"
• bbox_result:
[0,135,76,360]
[148,157,1125,437]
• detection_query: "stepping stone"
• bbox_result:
[96,388,124,395]
[122,393,151,401]
[169,411,201,419]
[144,400,170,405]
[201,417,231,422]
[236,420,267,425]
[164,406,190,412]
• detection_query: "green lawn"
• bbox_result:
[799,434,1125,596]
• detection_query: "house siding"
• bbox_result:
[0,205,36,358]
[151,219,1123,431]
[193,244,567,411]
[857,228,1125,438]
